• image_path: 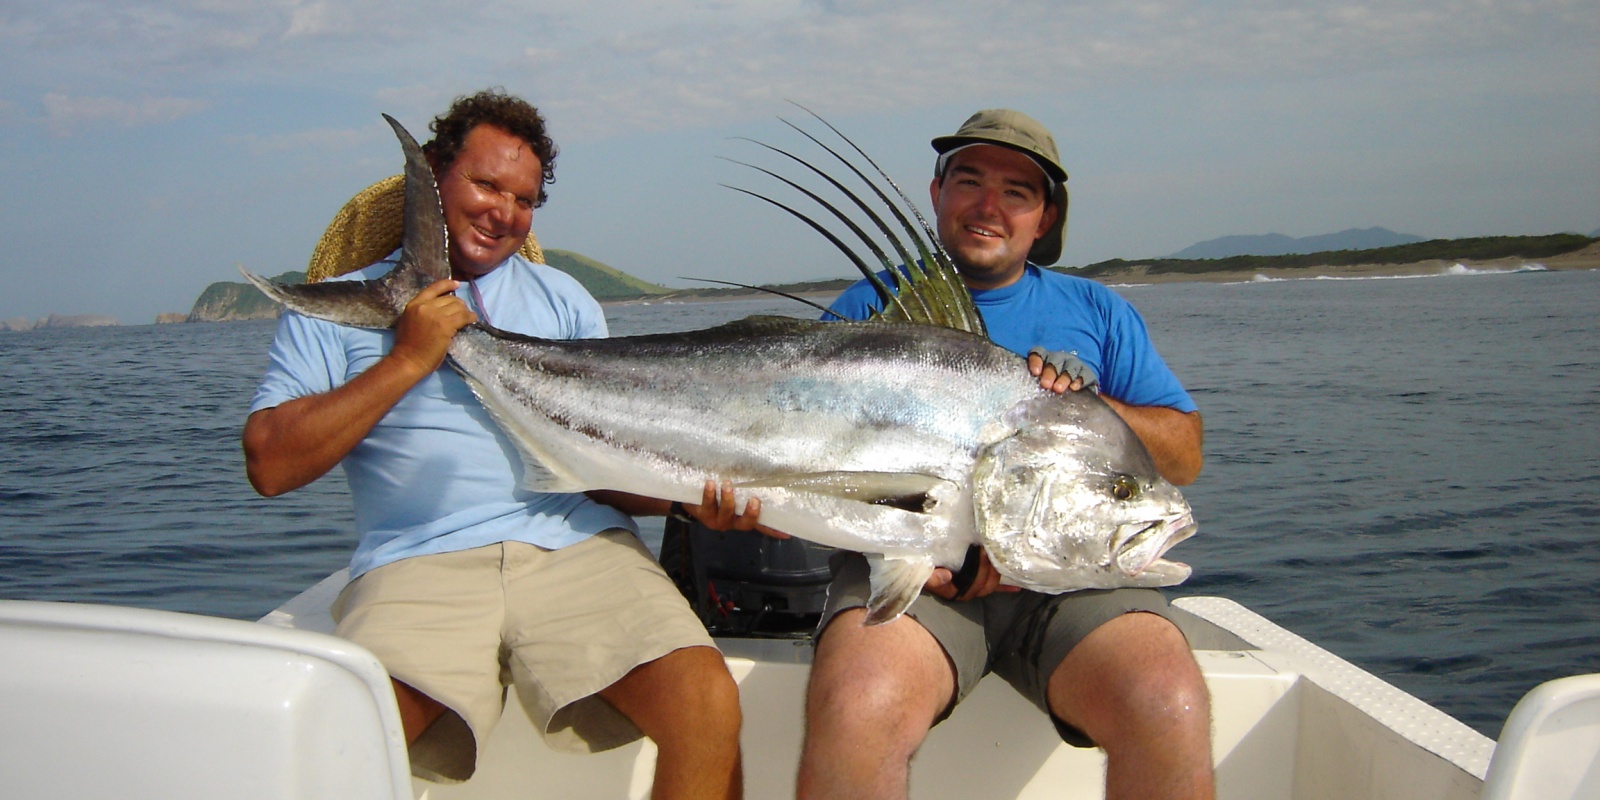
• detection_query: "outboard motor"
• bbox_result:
[660,518,835,638]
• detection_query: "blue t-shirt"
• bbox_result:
[827,265,1196,413]
[250,253,637,578]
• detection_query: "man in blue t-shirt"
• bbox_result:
[243,90,754,795]
[799,110,1213,799]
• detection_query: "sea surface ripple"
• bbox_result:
[1,267,1595,738]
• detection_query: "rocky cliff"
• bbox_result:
[186,271,305,322]
[1,314,120,331]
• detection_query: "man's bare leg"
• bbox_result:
[393,678,446,744]
[1049,612,1215,800]
[601,645,744,800]
[797,608,955,799]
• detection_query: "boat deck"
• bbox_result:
[259,572,1491,800]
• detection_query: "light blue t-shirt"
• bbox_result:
[827,265,1197,413]
[250,253,637,578]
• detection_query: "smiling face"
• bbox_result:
[929,144,1059,290]
[430,123,543,279]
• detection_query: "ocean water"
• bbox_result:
[1,267,1596,738]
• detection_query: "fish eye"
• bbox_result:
[1111,475,1139,501]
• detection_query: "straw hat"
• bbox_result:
[305,174,545,283]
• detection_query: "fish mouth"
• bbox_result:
[1113,512,1197,577]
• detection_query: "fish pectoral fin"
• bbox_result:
[863,554,934,626]
[736,471,954,514]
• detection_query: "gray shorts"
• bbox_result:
[332,531,717,783]
[819,552,1176,747]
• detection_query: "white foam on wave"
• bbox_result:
[1226,262,1551,286]
[1311,273,1428,282]
[1445,262,1548,276]
[1239,272,1430,285]
[1114,261,1557,290]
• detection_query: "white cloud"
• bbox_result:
[0,0,1593,322]
[41,93,208,135]
[284,1,335,38]
[476,0,1599,140]
[7,1,1595,140]
[231,125,372,154]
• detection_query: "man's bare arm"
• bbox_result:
[1097,399,1203,486]
[242,280,473,496]
[589,481,788,538]
[1029,350,1204,486]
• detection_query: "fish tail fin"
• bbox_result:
[241,114,450,329]
[233,266,392,328]
[863,554,935,626]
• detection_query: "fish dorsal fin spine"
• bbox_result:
[725,108,988,339]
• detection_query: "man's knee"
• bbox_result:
[1109,653,1210,738]
[608,646,741,744]
[1049,612,1210,744]
[660,646,742,727]
[808,609,953,736]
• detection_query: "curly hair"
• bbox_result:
[423,88,558,208]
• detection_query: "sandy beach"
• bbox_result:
[604,242,1600,305]
[1087,241,1600,285]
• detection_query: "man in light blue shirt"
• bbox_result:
[251,253,629,578]
[244,90,751,796]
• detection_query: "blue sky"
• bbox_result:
[2,0,1596,324]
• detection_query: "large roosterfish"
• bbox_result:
[243,112,1196,625]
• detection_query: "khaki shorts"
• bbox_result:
[819,552,1177,747]
[331,531,717,783]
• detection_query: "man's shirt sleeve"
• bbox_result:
[249,311,351,414]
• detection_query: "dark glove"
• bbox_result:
[949,545,985,597]
[1029,346,1099,393]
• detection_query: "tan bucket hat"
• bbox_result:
[931,109,1069,266]
[304,174,545,283]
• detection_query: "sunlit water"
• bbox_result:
[2,268,1595,737]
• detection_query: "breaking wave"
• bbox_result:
[1247,261,1550,284]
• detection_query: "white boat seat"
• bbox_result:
[0,600,410,800]
[1481,672,1600,800]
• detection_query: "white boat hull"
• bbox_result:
[260,572,1498,800]
[3,571,1592,799]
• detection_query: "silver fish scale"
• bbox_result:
[453,318,1040,482]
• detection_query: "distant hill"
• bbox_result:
[1,313,120,332]
[177,231,1600,323]
[1074,233,1597,280]
[1171,227,1425,259]
[542,249,671,299]
[188,270,305,322]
